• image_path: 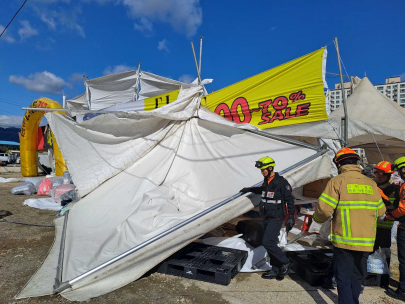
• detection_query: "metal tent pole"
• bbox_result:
[53,148,327,293]
[334,37,349,147]
[191,41,202,85]
[247,129,320,151]
[54,211,69,290]
[199,36,203,80]
[135,62,141,101]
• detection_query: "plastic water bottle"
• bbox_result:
[63,171,72,184]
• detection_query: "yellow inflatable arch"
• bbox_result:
[20,98,67,177]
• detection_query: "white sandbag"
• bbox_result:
[367,249,389,274]
[11,182,36,195]
[50,184,76,204]
[392,221,399,244]
[23,198,61,211]
[25,177,44,187]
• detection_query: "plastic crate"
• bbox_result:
[158,243,248,285]
[364,273,390,287]
[286,250,334,286]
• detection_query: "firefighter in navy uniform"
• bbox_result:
[240,156,295,280]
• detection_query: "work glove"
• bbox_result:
[385,212,396,222]
[240,187,251,194]
[285,215,295,232]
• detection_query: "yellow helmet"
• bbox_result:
[255,156,275,169]
[393,156,405,171]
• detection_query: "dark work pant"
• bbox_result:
[397,225,405,293]
[373,227,392,250]
[333,247,368,304]
[262,218,289,271]
[373,227,392,266]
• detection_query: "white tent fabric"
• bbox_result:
[18,85,336,301]
[138,71,189,99]
[66,71,204,113]
[329,76,405,144]
[65,93,89,114]
[48,86,203,197]
[85,70,140,111]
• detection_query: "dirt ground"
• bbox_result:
[0,172,404,304]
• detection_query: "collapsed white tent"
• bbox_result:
[65,70,207,114]
[17,85,336,301]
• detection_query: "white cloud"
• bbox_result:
[134,17,154,36]
[0,24,15,43]
[270,26,277,31]
[178,74,194,83]
[69,72,86,83]
[18,21,39,40]
[0,115,24,127]
[9,71,71,94]
[103,65,137,75]
[122,0,202,37]
[157,39,169,52]
[34,6,85,38]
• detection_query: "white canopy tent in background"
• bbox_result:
[17,85,336,301]
[264,76,405,163]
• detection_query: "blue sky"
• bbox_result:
[0,0,404,127]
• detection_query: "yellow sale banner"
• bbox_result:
[203,48,327,129]
[144,89,180,111]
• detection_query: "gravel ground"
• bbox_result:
[0,173,403,304]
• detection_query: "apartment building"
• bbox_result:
[329,76,405,112]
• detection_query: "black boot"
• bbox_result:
[387,288,405,300]
[261,269,279,280]
[276,260,292,281]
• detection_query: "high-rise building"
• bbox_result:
[329,76,405,112]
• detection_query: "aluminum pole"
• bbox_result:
[135,62,141,101]
[247,129,320,151]
[191,42,202,85]
[54,211,69,290]
[53,149,327,293]
[334,37,349,146]
[198,36,203,80]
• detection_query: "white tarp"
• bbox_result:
[138,71,188,99]
[18,85,336,301]
[85,70,140,111]
[65,93,89,115]
[23,198,61,211]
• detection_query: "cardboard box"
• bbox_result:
[303,178,331,198]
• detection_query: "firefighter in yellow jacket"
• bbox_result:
[313,148,386,304]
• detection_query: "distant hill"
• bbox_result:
[0,127,20,142]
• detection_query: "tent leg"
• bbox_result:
[53,149,328,293]
[53,211,69,292]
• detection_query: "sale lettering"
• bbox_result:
[214,90,310,125]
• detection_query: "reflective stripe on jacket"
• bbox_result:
[313,165,386,252]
